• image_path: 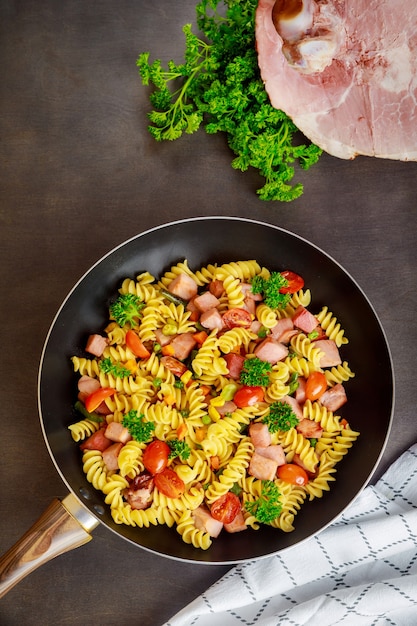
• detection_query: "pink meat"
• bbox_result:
[192,506,224,538]
[254,337,289,363]
[200,308,224,330]
[77,375,101,395]
[270,317,294,341]
[249,422,272,448]
[292,306,318,334]
[170,332,197,360]
[314,339,342,367]
[319,382,347,411]
[296,418,323,439]
[224,510,248,533]
[102,442,123,471]
[256,0,417,160]
[281,394,304,420]
[104,421,132,444]
[194,291,220,313]
[85,334,108,357]
[256,444,286,466]
[167,273,198,301]
[249,451,278,481]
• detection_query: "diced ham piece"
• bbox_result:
[224,510,248,533]
[85,334,108,357]
[192,506,224,538]
[200,308,224,330]
[160,356,188,377]
[254,337,288,364]
[209,280,224,298]
[167,273,199,301]
[249,451,278,481]
[256,444,286,466]
[281,395,303,420]
[224,352,245,379]
[194,291,220,313]
[105,421,132,444]
[154,328,174,347]
[79,428,112,452]
[295,376,306,404]
[124,473,154,510]
[319,383,347,411]
[296,418,323,439]
[170,332,197,360]
[216,400,237,416]
[249,422,272,448]
[102,442,124,471]
[314,339,342,367]
[270,317,294,340]
[292,306,319,334]
[77,375,101,395]
[241,283,263,301]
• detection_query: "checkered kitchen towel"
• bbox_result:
[166,444,417,625]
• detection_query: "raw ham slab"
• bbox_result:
[255,0,417,160]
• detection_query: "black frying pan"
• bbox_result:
[0,217,394,591]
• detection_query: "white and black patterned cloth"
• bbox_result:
[166,443,417,626]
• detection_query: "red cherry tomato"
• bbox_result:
[305,371,328,401]
[233,386,264,408]
[277,463,309,486]
[222,308,252,329]
[279,271,304,294]
[126,329,151,358]
[84,387,116,413]
[210,492,241,524]
[154,468,185,498]
[143,440,170,475]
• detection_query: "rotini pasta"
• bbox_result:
[69,259,358,550]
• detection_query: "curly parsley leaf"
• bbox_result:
[168,439,191,461]
[245,480,282,523]
[240,357,272,387]
[137,0,322,201]
[251,272,291,309]
[122,410,155,443]
[99,357,131,379]
[109,293,145,327]
[263,400,299,433]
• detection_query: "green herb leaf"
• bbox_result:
[99,357,131,379]
[245,480,282,523]
[122,410,155,443]
[263,401,299,433]
[109,293,145,327]
[240,357,272,387]
[168,439,191,461]
[251,272,291,309]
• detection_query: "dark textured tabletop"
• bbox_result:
[0,2,416,625]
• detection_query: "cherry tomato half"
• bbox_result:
[154,468,185,498]
[305,371,328,401]
[277,463,309,486]
[125,329,151,358]
[279,270,304,294]
[143,440,170,475]
[222,308,252,329]
[210,492,241,524]
[233,385,264,408]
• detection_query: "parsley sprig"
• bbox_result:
[245,480,282,523]
[137,0,322,201]
[240,357,272,387]
[168,439,191,461]
[263,401,299,433]
[110,293,145,327]
[99,357,131,379]
[251,272,291,309]
[122,410,155,443]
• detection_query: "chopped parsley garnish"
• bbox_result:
[245,480,282,523]
[168,439,191,461]
[109,293,145,327]
[99,357,131,379]
[240,357,272,387]
[251,273,291,309]
[263,401,299,433]
[122,410,155,443]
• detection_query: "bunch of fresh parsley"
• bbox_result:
[137,0,322,201]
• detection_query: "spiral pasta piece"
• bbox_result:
[316,306,348,346]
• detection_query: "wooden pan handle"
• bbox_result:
[0,493,99,598]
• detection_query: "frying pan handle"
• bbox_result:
[0,493,99,598]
